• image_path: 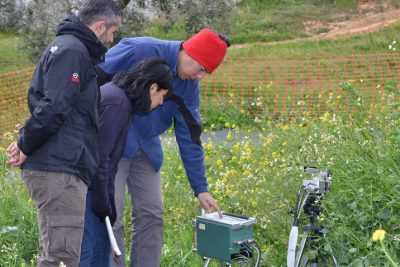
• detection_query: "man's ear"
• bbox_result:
[149,83,159,92]
[89,20,106,36]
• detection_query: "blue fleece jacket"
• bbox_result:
[98,37,208,195]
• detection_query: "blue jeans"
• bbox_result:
[80,190,110,267]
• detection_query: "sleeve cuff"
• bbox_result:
[194,185,208,197]
[17,135,30,156]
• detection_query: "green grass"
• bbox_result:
[0,0,399,73]
[1,2,400,265]
[0,159,37,267]
[228,21,400,59]
[1,16,399,68]
[0,32,31,73]
[1,85,400,266]
[2,21,400,135]
[162,86,400,266]
[143,0,361,44]
[230,0,358,44]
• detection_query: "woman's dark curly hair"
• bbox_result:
[112,58,173,112]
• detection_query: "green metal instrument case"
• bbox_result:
[194,212,256,263]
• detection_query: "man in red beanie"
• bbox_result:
[179,28,228,79]
[96,28,230,267]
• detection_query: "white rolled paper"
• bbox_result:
[105,216,122,256]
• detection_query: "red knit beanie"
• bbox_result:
[182,28,228,73]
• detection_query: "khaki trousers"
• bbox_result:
[22,170,87,267]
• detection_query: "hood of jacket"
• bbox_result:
[56,15,107,65]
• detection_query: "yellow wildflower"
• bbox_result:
[226,131,233,141]
[320,112,330,123]
[204,142,213,150]
[372,229,386,242]
[216,159,223,168]
[280,124,289,131]
[243,170,251,177]
[264,136,273,145]
[232,143,240,153]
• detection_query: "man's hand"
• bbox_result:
[6,142,27,166]
[197,192,221,217]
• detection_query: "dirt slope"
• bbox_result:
[315,8,400,40]
[233,2,400,48]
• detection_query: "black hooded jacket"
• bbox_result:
[18,15,107,185]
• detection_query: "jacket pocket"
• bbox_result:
[51,129,84,165]
[77,144,98,172]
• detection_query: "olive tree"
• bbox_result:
[181,0,235,35]
[20,0,78,61]
[0,0,21,30]
[20,0,148,61]
[149,0,237,36]
[20,0,238,62]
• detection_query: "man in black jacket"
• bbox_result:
[6,1,122,266]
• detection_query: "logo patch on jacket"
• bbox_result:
[71,73,80,84]
[50,46,58,53]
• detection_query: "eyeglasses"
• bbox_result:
[195,65,209,76]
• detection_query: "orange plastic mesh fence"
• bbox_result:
[202,53,400,117]
[0,67,34,140]
[1,53,399,136]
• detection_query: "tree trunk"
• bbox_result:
[119,0,132,9]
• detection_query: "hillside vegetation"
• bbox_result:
[1,1,400,266]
